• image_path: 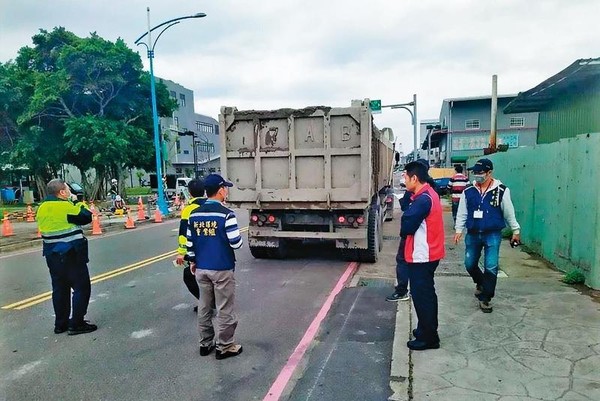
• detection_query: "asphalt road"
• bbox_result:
[0,211,360,401]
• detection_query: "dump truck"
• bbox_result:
[219,99,396,262]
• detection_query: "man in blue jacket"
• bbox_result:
[454,159,521,313]
[186,174,243,360]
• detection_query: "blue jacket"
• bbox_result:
[186,200,243,270]
[455,179,521,234]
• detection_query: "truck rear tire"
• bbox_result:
[358,208,379,263]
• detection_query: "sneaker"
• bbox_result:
[479,301,493,313]
[215,344,243,360]
[474,285,483,297]
[407,339,440,351]
[199,344,215,356]
[67,321,98,336]
[386,292,410,302]
[54,327,67,334]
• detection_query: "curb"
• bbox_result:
[388,300,412,401]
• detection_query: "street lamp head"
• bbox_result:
[193,13,207,18]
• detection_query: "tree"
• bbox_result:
[5,27,177,199]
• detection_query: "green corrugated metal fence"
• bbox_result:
[474,133,600,289]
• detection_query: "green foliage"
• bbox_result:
[125,186,152,196]
[562,269,586,285]
[2,27,177,199]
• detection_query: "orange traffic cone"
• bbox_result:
[153,209,163,223]
[124,210,136,229]
[91,214,103,235]
[90,201,98,216]
[2,215,14,237]
[26,205,35,222]
[137,199,146,220]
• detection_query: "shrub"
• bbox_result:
[562,269,586,285]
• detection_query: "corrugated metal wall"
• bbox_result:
[474,134,600,289]
[538,84,600,144]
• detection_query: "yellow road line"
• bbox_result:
[2,250,177,310]
[3,226,249,311]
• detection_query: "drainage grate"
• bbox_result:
[383,235,401,241]
[357,277,395,287]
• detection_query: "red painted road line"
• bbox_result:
[263,261,359,401]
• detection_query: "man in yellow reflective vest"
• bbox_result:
[36,179,96,335]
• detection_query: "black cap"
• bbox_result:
[467,158,493,173]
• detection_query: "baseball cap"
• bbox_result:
[203,173,233,189]
[467,158,493,173]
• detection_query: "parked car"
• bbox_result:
[433,177,450,196]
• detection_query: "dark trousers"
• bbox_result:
[408,261,440,343]
[451,202,459,222]
[45,249,91,329]
[183,265,200,299]
[394,238,409,296]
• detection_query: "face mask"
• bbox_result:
[473,174,486,184]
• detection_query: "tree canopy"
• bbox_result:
[1,27,177,199]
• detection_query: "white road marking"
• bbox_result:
[130,329,154,339]
[172,303,191,310]
[7,360,43,381]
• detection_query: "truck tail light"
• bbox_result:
[251,215,259,223]
[268,215,276,223]
[356,216,365,224]
[338,216,346,224]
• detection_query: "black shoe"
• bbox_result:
[386,292,410,302]
[68,321,97,336]
[407,339,440,351]
[54,327,67,334]
[199,344,215,356]
[215,344,243,360]
[479,301,493,313]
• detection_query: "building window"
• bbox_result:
[215,125,219,135]
[196,121,214,133]
[179,94,186,107]
[465,119,480,130]
[170,90,176,98]
[183,150,190,155]
[510,117,524,127]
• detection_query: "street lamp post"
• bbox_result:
[134,8,206,215]
[382,94,418,162]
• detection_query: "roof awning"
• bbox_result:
[421,128,448,150]
[504,58,600,114]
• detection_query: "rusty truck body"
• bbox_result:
[219,99,395,262]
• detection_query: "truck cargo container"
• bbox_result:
[219,99,395,262]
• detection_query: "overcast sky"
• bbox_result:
[1,0,598,152]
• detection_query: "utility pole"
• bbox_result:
[489,74,498,152]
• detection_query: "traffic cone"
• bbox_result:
[2,215,14,237]
[124,210,136,229]
[90,202,98,216]
[137,198,146,220]
[153,209,163,223]
[26,205,35,222]
[91,214,103,235]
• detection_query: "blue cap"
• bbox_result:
[203,173,233,189]
[467,158,493,173]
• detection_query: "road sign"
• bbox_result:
[369,99,382,114]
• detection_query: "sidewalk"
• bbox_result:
[353,199,600,400]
